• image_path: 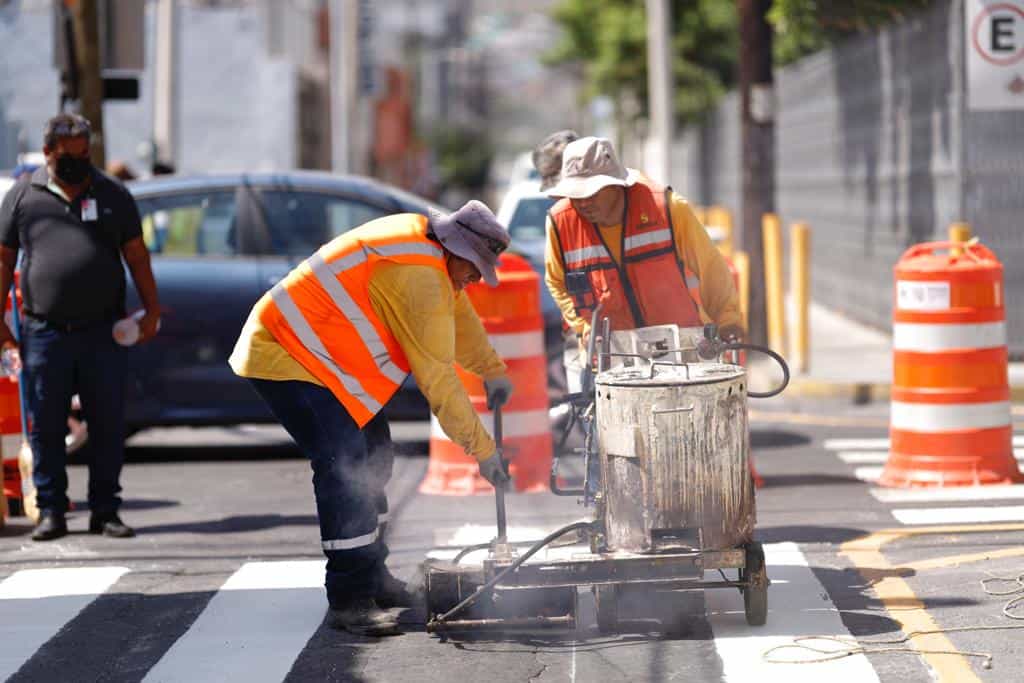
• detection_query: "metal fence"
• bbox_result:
[678,0,1024,355]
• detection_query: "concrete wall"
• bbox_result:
[679,0,1024,353]
[0,0,298,174]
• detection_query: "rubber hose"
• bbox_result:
[431,520,596,626]
[722,342,790,399]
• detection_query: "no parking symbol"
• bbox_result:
[967,0,1024,109]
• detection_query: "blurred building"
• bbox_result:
[0,0,329,174]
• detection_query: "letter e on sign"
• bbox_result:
[967,1,1024,109]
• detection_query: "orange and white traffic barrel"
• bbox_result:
[419,253,552,495]
[1,276,24,516]
[881,240,1022,487]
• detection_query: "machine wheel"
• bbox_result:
[743,542,768,626]
[594,584,619,634]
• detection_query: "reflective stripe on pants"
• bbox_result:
[247,378,394,603]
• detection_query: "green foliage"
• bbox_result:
[546,0,937,122]
[545,0,739,126]
[428,125,493,192]
[769,0,937,65]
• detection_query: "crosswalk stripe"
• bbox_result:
[823,438,890,451]
[891,506,1024,525]
[706,542,879,681]
[0,567,129,680]
[142,561,326,683]
[872,483,1024,504]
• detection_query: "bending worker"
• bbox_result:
[229,201,514,636]
[544,136,743,388]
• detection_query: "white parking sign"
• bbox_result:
[967,0,1024,110]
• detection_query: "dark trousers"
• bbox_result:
[248,378,394,606]
[21,317,126,517]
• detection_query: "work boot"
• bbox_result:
[327,597,401,636]
[89,513,135,538]
[31,511,68,541]
[376,567,416,608]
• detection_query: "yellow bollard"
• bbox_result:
[949,221,972,243]
[733,250,750,333]
[789,222,810,373]
[949,222,972,257]
[704,205,734,258]
[762,213,786,354]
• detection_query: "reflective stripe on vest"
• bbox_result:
[257,215,446,426]
[551,180,702,330]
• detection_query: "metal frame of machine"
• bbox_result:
[426,311,788,635]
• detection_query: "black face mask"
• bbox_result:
[54,155,91,184]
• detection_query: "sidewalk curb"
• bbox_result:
[783,379,1024,405]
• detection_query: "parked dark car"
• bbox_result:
[121,171,565,434]
[121,171,447,431]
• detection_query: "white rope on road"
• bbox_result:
[762,569,1024,670]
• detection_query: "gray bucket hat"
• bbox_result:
[430,200,511,287]
[546,136,640,199]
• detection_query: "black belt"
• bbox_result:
[23,312,112,333]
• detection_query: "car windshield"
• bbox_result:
[507,196,555,242]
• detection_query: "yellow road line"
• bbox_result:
[907,546,1024,572]
[840,523,1024,682]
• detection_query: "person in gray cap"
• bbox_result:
[229,200,514,636]
[532,129,579,191]
[544,136,744,391]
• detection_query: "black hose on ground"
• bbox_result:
[429,520,596,628]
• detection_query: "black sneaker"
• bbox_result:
[376,568,416,608]
[88,513,135,538]
[327,598,401,636]
[31,511,68,541]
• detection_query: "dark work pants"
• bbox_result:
[21,317,126,517]
[248,378,394,606]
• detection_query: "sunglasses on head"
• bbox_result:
[455,219,507,256]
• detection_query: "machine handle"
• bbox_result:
[652,405,694,415]
[493,404,507,544]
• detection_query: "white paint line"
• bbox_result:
[892,506,1024,525]
[0,567,129,680]
[837,451,889,465]
[823,438,890,451]
[143,561,326,683]
[854,466,882,483]
[872,484,1024,504]
[839,449,1024,466]
[706,542,879,682]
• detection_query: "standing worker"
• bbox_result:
[545,136,743,388]
[229,200,515,636]
[532,129,579,192]
[0,113,161,541]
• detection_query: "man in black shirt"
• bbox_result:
[0,113,161,541]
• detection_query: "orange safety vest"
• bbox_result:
[255,214,446,426]
[550,179,702,331]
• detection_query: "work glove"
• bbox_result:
[484,375,513,410]
[478,452,510,488]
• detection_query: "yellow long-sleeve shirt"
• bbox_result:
[229,263,506,460]
[544,191,742,336]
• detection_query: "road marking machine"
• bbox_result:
[425,314,789,634]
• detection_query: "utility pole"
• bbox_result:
[153,0,179,173]
[329,0,359,174]
[738,0,774,346]
[645,0,673,185]
[68,0,105,168]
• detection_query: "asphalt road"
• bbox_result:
[2,398,1023,682]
